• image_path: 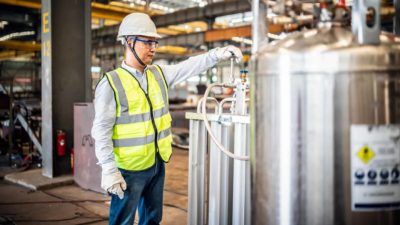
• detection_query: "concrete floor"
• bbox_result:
[0,149,188,225]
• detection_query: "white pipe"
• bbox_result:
[252,0,268,54]
[197,97,219,113]
[202,83,250,161]
[172,141,189,150]
[219,97,235,114]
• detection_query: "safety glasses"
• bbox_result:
[134,37,159,49]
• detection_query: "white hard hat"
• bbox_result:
[117,13,161,42]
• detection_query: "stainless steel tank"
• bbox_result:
[250,27,400,225]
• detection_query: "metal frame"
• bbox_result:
[186,112,250,225]
[15,113,42,154]
[352,0,381,44]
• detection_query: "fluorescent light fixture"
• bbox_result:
[232,33,285,45]
[199,1,207,7]
[150,2,172,12]
[0,31,35,41]
[232,36,253,45]
[0,21,8,29]
[268,33,286,40]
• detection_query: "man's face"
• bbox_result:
[128,36,157,65]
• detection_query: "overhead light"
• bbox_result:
[199,1,207,7]
[217,12,252,26]
[150,2,172,12]
[0,21,8,29]
[232,36,252,45]
[136,0,146,5]
[268,33,285,40]
[0,31,35,41]
[15,78,32,84]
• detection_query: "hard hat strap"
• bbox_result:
[125,36,146,67]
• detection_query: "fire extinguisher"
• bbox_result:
[56,130,66,157]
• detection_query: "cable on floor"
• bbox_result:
[163,188,187,197]
[163,203,187,212]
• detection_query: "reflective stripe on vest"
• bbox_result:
[113,127,171,148]
[105,65,172,171]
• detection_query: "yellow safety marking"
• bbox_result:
[357,145,375,164]
[42,12,49,33]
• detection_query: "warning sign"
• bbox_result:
[351,125,400,211]
[357,145,375,164]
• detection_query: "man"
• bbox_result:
[92,12,242,225]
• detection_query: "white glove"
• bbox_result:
[213,45,243,63]
[101,171,127,199]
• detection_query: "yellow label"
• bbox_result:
[357,145,375,164]
[42,12,49,33]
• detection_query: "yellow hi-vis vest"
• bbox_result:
[105,65,172,171]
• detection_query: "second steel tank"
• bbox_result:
[250,27,400,225]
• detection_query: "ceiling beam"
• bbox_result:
[0,40,40,51]
[93,1,252,39]
[0,8,36,24]
[94,24,286,57]
[91,2,162,21]
[205,26,251,42]
[0,0,40,9]
[0,50,35,61]
[158,32,204,47]
[153,0,251,27]
[0,0,163,21]
[205,24,284,42]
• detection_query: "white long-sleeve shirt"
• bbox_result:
[92,50,219,175]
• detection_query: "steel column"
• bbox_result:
[41,0,91,177]
[251,0,268,54]
[41,0,52,177]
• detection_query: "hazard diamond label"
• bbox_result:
[357,145,375,164]
[351,125,400,211]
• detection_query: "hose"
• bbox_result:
[197,97,219,113]
[201,83,249,161]
[172,141,189,150]
[219,97,235,114]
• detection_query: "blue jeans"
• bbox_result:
[109,156,165,225]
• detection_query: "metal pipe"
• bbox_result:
[252,0,268,54]
[202,83,249,161]
[219,98,235,114]
[15,113,42,154]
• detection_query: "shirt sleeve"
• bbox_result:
[91,77,119,175]
[159,49,219,88]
